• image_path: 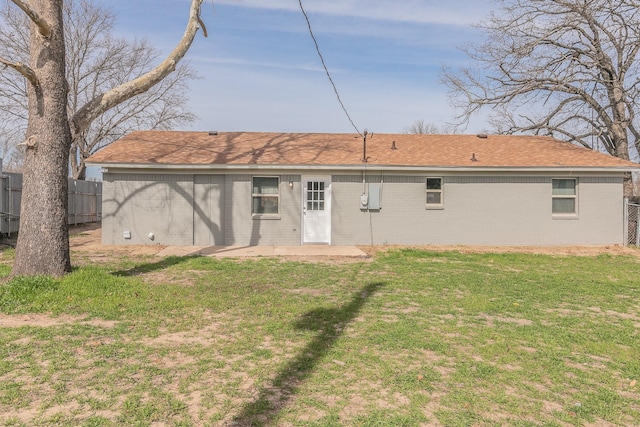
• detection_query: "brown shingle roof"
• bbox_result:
[86,131,639,169]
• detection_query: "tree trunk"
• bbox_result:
[69,143,86,180]
[9,0,204,276]
[623,172,634,197]
[12,0,71,276]
[611,125,635,197]
[75,163,86,181]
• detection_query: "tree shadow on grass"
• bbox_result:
[110,255,199,277]
[229,281,385,426]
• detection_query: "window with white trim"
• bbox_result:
[552,178,577,215]
[426,177,443,207]
[252,176,279,215]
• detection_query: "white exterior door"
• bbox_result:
[303,176,331,244]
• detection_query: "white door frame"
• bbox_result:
[301,175,331,244]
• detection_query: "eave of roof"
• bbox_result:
[85,131,640,172]
[92,163,636,173]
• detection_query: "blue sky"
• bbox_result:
[99,0,495,134]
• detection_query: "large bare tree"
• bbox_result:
[443,0,640,192]
[0,0,197,179]
[0,0,206,276]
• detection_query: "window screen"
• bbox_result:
[252,177,279,215]
[426,177,443,206]
[552,178,576,214]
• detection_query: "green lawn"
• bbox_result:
[0,249,638,426]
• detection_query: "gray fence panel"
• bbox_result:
[68,179,102,225]
[0,173,23,234]
[0,172,101,234]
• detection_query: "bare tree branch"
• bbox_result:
[9,0,51,37]
[0,0,198,178]
[0,55,38,86]
[443,0,640,172]
[71,0,205,138]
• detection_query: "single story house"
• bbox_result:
[86,131,638,247]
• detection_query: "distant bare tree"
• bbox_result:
[0,0,197,179]
[443,0,640,193]
[402,120,453,134]
[0,124,24,171]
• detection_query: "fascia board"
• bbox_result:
[88,163,639,173]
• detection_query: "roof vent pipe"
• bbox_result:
[208,131,218,136]
[391,141,397,150]
[476,133,488,139]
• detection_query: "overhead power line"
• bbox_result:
[298,0,362,137]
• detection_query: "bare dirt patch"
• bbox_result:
[0,313,118,328]
[1,224,631,426]
[68,224,640,268]
[359,243,640,257]
[69,223,167,258]
[68,224,370,265]
[478,313,534,327]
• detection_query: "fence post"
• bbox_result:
[624,198,628,246]
[636,205,640,247]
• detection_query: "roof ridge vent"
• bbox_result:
[476,133,488,139]
[208,131,219,136]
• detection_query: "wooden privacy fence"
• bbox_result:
[0,172,102,235]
